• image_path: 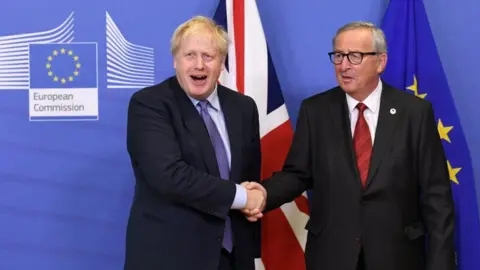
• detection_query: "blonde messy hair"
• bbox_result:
[170,16,229,57]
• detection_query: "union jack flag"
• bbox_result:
[213,1,310,269]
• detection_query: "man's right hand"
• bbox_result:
[242,182,267,222]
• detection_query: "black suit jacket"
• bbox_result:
[124,76,261,270]
[263,82,456,270]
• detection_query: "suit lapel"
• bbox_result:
[366,83,400,187]
[170,78,220,177]
[218,86,243,183]
[328,88,363,189]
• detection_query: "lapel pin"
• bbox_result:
[390,108,396,115]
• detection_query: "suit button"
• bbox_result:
[355,237,362,244]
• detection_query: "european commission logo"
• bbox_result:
[28,43,98,121]
[0,11,155,122]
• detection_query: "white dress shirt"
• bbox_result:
[345,79,383,144]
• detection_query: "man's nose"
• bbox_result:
[194,57,205,69]
[339,56,351,70]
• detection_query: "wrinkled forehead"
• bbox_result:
[181,33,215,48]
[178,36,222,58]
[334,29,374,52]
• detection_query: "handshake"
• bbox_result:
[240,182,267,222]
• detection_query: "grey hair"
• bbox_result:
[332,21,387,53]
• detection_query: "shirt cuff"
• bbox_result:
[231,184,247,209]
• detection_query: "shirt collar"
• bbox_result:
[345,79,382,114]
[188,84,220,111]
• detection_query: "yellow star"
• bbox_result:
[437,119,453,143]
[68,50,73,55]
[68,76,74,81]
[53,76,59,82]
[53,50,58,56]
[48,71,53,76]
[73,56,79,61]
[447,160,461,184]
[76,63,81,68]
[47,56,53,61]
[45,63,51,69]
[60,48,66,54]
[61,78,66,84]
[406,76,427,99]
[74,70,79,76]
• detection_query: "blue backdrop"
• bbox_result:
[1,0,478,269]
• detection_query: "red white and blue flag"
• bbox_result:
[213,1,310,269]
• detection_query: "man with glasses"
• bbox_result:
[243,22,455,270]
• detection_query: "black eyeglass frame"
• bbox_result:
[328,51,378,65]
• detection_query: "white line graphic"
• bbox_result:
[106,11,155,89]
[0,12,75,90]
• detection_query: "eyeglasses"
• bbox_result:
[328,51,378,65]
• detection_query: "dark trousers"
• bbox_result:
[218,248,235,270]
[219,248,365,270]
[357,248,365,270]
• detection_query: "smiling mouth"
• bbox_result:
[191,75,207,81]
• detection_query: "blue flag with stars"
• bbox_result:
[381,0,480,268]
[29,43,97,89]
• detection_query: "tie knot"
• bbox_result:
[198,100,209,111]
[356,103,368,113]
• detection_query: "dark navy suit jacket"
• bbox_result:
[124,76,261,270]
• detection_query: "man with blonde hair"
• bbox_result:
[245,21,455,270]
[124,16,265,270]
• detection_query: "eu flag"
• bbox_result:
[381,0,480,268]
[29,43,97,89]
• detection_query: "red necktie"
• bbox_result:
[353,103,372,188]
